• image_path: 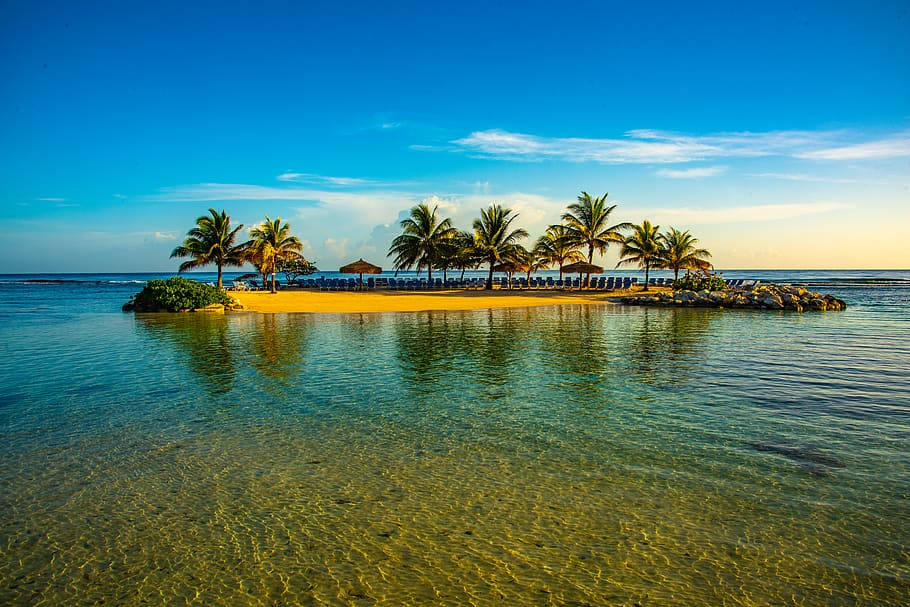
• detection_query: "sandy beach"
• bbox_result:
[231,287,643,314]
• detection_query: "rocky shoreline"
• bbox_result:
[619,284,847,312]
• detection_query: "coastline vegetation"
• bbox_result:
[386,191,715,290]
[124,277,234,312]
[164,192,719,299]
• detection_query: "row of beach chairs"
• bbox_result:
[292,276,645,291]
[229,276,755,291]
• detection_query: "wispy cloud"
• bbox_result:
[795,132,910,160]
[276,172,417,187]
[277,172,371,186]
[656,166,727,178]
[747,172,863,184]
[146,183,329,203]
[154,231,177,241]
[628,201,850,225]
[37,197,66,202]
[445,128,910,164]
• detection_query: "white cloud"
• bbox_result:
[37,197,66,202]
[627,201,850,225]
[154,231,177,241]
[795,132,910,160]
[146,183,329,203]
[655,166,727,178]
[445,127,910,164]
[277,172,370,186]
[747,172,863,184]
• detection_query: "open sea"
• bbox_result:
[1,270,908,605]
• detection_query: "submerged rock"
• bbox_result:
[747,440,846,475]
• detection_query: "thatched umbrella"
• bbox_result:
[562,261,603,288]
[340,258,382,290]
[492,261,529,290]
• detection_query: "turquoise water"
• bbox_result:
[1,273,909,605]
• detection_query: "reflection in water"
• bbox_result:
[135,312,237,395]
[245,314,312,387]
[392,308,527,400]
[624,307,714,386]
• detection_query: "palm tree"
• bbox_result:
[170,208,250,289]
[451,230,481,280]
[534,224,583,280]
[513,243,550,282]
[388,203,458,282]
[616,220,662,291]
[561,191,631,286]
[248,216,303,293]
[659,227,713,282]
[472,204,529,289]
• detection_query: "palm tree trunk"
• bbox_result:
[674,268,679,282]
[443,268,447,281]
[217,264,223,290]
[460,267,466,280]
[586,245,594,287]
[558,264,563,281]
[271,273,277,294]
[643,263,650,291]
[486,259,494,290]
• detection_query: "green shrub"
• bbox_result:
[672,274,727,292]
[124,277,233,312]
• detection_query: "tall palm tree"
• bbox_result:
[561,191,631,286]
[659,227,713,282]
[616,219,662,291]
[472,204,529,289]
[170,208,250,290]
[388,203,458,282]
[512,243,550,282]
[534,224,583,280]
[248,216,303,293]
[451,230,481,280]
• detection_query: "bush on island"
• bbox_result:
[672,274,726,292]
[123,277,234,312]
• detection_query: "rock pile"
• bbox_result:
[620,284,846,312]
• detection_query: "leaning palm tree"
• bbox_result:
[451,230,481,280]
[472,204,529,289]
[170,208,250,289]
[616,219,662,291]
[534,224,583,280]
[388,203,458,282]
[513,243,550,282]
[248,216,303,293]
[659,227,713,282]
[561,191,631,286]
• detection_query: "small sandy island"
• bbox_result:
[231,288,649,314]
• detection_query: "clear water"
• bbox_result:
[1,272,908,605]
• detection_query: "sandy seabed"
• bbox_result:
[230,287,642,314]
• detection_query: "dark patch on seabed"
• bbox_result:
[747,441,846,476]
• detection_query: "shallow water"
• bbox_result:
[1,276,909,605]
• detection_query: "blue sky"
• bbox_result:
[2,0,908,271]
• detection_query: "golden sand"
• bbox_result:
[231,287,644,314]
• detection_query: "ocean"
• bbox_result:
[1,270,908,605]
